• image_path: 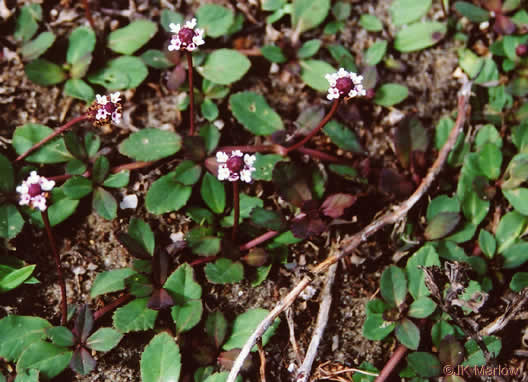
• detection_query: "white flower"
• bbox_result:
[325,67,366,101]
[216,151,256,183]
[16,171,55,211]
[89,92,123,125]
[168,18,205,52]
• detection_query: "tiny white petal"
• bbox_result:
[112,111,121,124]
[216,151,228,163]
[19,195,30,205]
[244,154,256,166]
[232,150,243,157]
[96,109,108,120]
[228,172,240,182]
[186,18,197,28]
[40,179,55,191]
[218,165,230,181]
[240,169,252,183]
[96,94,108,105]
[16,184,28,194]
[110,92,121,103]
[170,232,185,242]
[28,171,39,183]
[187,43,197,51]
[169,23,181,33]
[120,194,138,210]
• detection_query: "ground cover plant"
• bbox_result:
[1,0,528,381]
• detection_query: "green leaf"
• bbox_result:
[88,56,148,90]
[502,242,528,268]
[171,299,203,334]
[365,40,388,66]
[203,372,242,382]
[395,318,420,350]
[67,26,96,65]
[15,4,42,42]
[328,164,358,180]
[298,39,322,59]
[119,128,182,161]
[424,212,461,240]
[426,195,460,221]
[477,143,502,180]
[374,83,409,107]
[300,59,336,92]
[28,187,79,227]
[250,207,285,231]
[46,327,74,347]
[108,20,158,55]
[146,174,192,215]
[24,59,67,86]
[222,308,280,351]
[362,314,396,340]
[199,124,221,154]
[103,171,130,188]
[326,44,357,72]
[407,352,441,377]
[394,22,447,52]
[16,342,72,379]
[292,0,330,35]
[197,4,234,38]
[406,245,440,299]
[260,45,287,63]
[129,218,155,256]
[390,0,432,26]
[252,264,272,287]
[113,298,158,333]
[229,91,284,136]
[503,188,528,215]
[64,79,95,103]
[0,316,51,361]
[478,229,496,259]
[205,311,228,348]
[0,204,24,239]
[13,369,39,382]
[21,32,55,61]
[408,297,437,318]
[0,265,35,293]
[463,336,501,366]
[92,187,117,220]
[90,268,136,298]
[198,49,251,85]
[200,173,226,214]
[323,120,363,153]
[12,123,72,163]
[204,259,244,284]
[140,49,173,69]
[359,14,383,31]
[163,264,202,305]
[0,154,14,193]
[252,154,287,181]
[201,99,219,121]
[431,320,455,347]
[62,176,93,199]
[140,333,181,382]
[160,10,184,32]
[510,272,528,292]
[475,124,502,149]
[221,193,264,227]
[454,2,490,22]
[86,328,123,352]
[93,155,110,187]
[380,265,407,308]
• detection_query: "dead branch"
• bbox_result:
[225,79,473,382]
[286,308,303,366]
[295,262,338,382]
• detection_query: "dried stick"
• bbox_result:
[257,340,267,382]
[296,262,338,382]
[286,308,303,366]
[225,80,472,382]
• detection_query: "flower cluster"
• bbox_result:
[168,18,205,52]
[87,92,122,127]
[216,151,256,183]
[325,68,366,101]
[16,171,55,211]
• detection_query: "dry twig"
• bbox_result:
[226,80,473,382]
[257,340,267,382]
[286,308,303,366]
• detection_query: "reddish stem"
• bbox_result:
[189,256,217,267]
[186,51,195,136]
[232,180,240,243]
[297,147,341,162]
[286,99,340,153]
[239,231,279,251]
[47,161,155,183]
[82,0,96,30]
[94,293,132,321]
[42,210,68,326]
[375,344,408,382]
[16,115,89,162]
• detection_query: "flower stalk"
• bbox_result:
[186,51,196,136]
[232,180,240,243]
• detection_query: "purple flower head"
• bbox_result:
[88,92,123,127]
[16,171,55,211]
[216,151,256,183]
[168,18,205,52]
[325,68,366,101]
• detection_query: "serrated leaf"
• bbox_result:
[12,123,72,163]
[86,328,123,352]
[24,59,66,86]
[197,4,235,38]
[46,327,74,347]
[108,20,158,55]
[395,318,420,350]
[163,264,202,305]
[390,0,432,26]
[204,259,244,284]
[300,59,336,92]
[229,91,284,135]
[197,49,251,85]
[200,173,225,214]
[92,187,117,220]
[17,342,72,379]
[292,0,330,34]
[140,333,181,382]
[0,204,25,239]
[90,268,136,298]
[222,308,280,351]
[113,298,158,333]
[21,32,55,61]
[119,128,182,161]
[394,22,446,52]
[0,264,35,293]
[171,299,203,334]
[0,316,51,361]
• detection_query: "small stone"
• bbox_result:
[170,232,185,242]
[119,194,138,210]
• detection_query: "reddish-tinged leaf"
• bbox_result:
[70,347,96,376]
[321,193,357,218]
[217,349,253,371]
[291,213,327,239]
[243,248,268,267]
[379,168,414,197]
[152,251,170,286]
[424,212,461,240]
[438,335,465,366]
[167,64,186,90]
[147,288,175,310]
[494,13,515,35]
[73,305,94,343]
[483,0,502,12]
[272,163,312,207]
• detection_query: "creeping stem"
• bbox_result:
[81,0,96,30]
[16,115,90,162]
[42,210,68,326]
[186,51,196,136]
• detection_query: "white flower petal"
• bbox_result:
[28,171,39,183]
[96,94,108,105]
[218,165,230,181]
[186,18,197,29]
[232,150,243,157]
[240,169,252,183]
[112,111,121,124]
[244,154,256,166]
[40,179,55,191]
[110,92,121,103]
[169,23,181,33]
[16,184,28,194]
[96,109,108,120]
[216,151,228,163]
[19,195,30,205]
